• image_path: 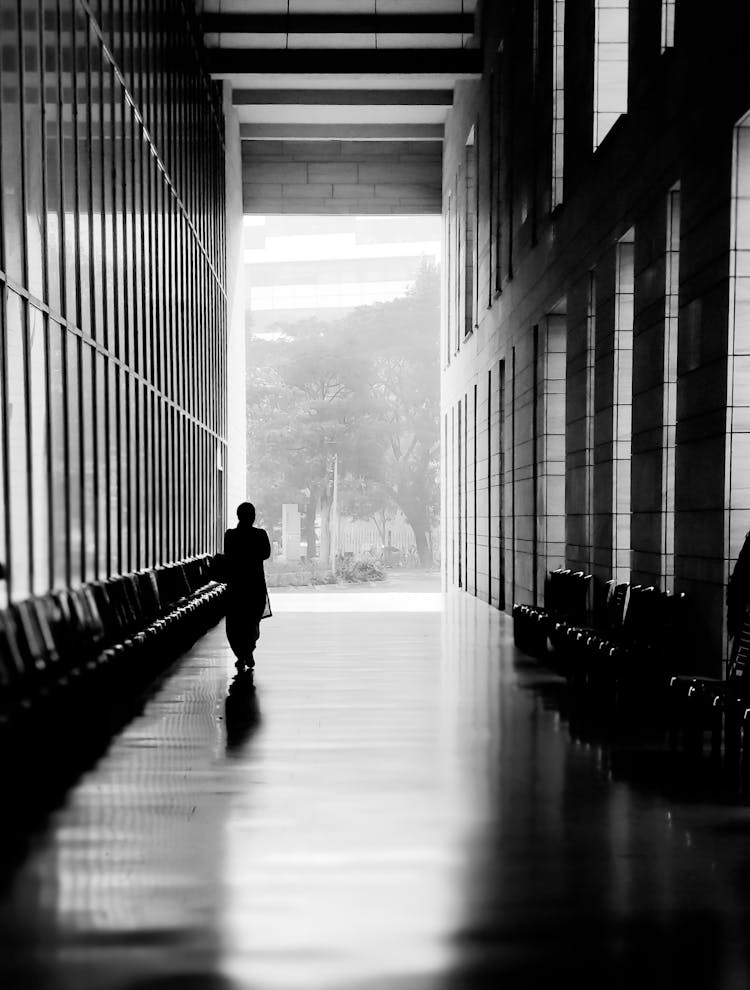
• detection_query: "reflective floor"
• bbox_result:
[2,591,750,989]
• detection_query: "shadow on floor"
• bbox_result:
[224,670,262,752]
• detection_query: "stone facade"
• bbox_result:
[441,0,750,671]
[243,140,443,215]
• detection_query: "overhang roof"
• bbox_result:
[200,1,480,143]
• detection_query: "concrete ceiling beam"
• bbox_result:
[207,48,482,75]
[239,123,444,141]
[232,88,454,107]
[201,13,474,34]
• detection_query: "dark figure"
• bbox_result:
[223,502,271,671]
[728,530,750,659]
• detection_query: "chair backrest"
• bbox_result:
[622,585,657,644]
[0,610,26,688]
[604,582,629,632]
[729,610,750,681]
[122,575,143,629]
[544,568,566,613]
[105,578,132,634]
[545,568,590,624]
[10,601,50,677]
[31,596,65,665]
[70,587,104,646]
[156,563,191,607]
[88,583,119,645]
[135,570,162,620]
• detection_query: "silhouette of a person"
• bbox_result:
[223,502,271,671]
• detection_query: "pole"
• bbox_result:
[331,452,339,576]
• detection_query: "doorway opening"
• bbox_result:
[244,214,442,600]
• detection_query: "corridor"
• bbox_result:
[1,592,749,990]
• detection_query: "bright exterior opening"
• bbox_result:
[244,214,441,595]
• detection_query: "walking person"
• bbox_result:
[223,502,272,672]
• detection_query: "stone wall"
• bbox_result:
[441,0,750,671]
[242,140,443,215]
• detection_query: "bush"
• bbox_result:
[337,557,386,583]
[265,559,334,588]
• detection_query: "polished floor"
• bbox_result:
[1,588,750,989]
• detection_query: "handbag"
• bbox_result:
[212,552,228,582]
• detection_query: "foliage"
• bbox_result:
[264,559,336,588]
[246,260,440,565]
[337,556,387,584]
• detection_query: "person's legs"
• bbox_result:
[226,610,253,670]
[245,621,260,668]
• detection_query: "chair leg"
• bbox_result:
[710,706,723,768]
[740,713,750,795]
[683,703,703,762]
[725,711,742,791]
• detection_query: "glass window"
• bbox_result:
[49,321,67,588]
[96,352,108,578]
[6,291,30,599]
[67,333,82,584]
[76,7,92,335]
[142,135,154,384]
[102,61,116,354]
[661,0,676,51]
[91,34,105,342]
[593,0,630,150]
[662,186,680,589]
[108,361,119,574]
[114,85,126,363]
[44,0,63,315]
[132,105,144,377]
[612,233,634,582]
[551,0,565,209]
[138,382,147,567]
[61,0,79,327]
[2,10,24,286]
[23,0,45,301]
[122,372,138,571]
[156,397,164,562]
[81,342,96,579]
[29,306,50,593]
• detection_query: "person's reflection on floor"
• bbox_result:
[224,671,262,753]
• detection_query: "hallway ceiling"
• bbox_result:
[199,1,481,143]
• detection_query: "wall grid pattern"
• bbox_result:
[0,0,227,602]
[441,0,750,671]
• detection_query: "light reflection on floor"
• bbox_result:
[220,590,464,988]
[269,591,443,613]
[2,590,750,988]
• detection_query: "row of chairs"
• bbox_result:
[553,582,690,713]
[0,555,226,748]
[513,570,692,716]
[669,611,750,788]
[512,569,591,658]
[513,569,750,793]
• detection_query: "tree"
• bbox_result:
[342,261,440,565]
[246,322,381,556]
[246,260,440,566]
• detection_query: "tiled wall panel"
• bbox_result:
[0,1,227,602]
[441,0,750,671]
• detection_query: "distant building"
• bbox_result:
[245,214,440,334]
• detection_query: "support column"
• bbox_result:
[536,314,567,594]
[224,83,247,527]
